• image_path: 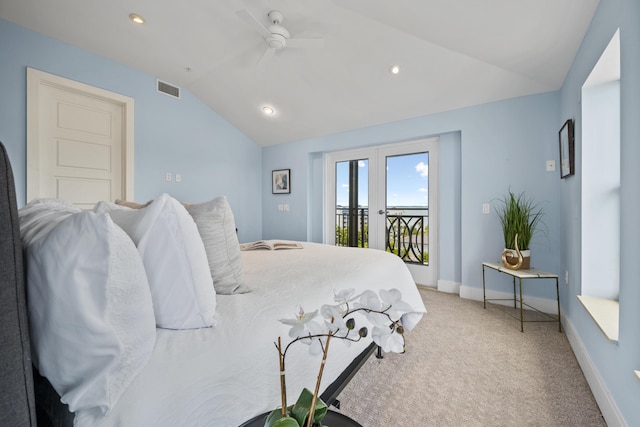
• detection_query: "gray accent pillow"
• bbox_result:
[185,197,249,294]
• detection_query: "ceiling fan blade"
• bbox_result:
[236,9,272,39]
[257,47,275,65]
[286,37,324,49]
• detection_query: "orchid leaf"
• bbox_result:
[264,409,298,427]
[291,388,327,426]
[270,417,299,427]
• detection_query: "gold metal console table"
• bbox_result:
[482,262,561,332]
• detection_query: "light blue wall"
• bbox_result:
[262,2,640,422]
[3,2,639,422]
[262,92,561,295]
[0,18,263,242]
[559,0,640,425]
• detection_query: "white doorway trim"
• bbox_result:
[26,67,135,202]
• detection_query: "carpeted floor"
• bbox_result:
[334,287,606,426]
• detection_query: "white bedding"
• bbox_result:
[73,242,426,427]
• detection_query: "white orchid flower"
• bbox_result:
[303,321,327,355]
[333,288,356,315]
[308,338,324,355]
[355,290,382,311]
[320,304,348,334]
[338,324,359,347]
[379,289,413,321]
[372,324,405,353]
[333,288,355,303]
[365,311,389,329]
[278,307,320,339]
[367,311,405,353]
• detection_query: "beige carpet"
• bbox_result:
[334,287,606,426]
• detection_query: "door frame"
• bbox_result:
[26,67,135,202]
[324,137,439,286]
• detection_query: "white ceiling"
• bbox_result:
[0,0,600,146]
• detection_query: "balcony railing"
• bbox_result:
[335,208,369,248]
[335,207,428,265]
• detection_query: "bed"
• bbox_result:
[0,141,426,427]
[0,141,37,427]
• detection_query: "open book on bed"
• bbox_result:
[240,240,303,251]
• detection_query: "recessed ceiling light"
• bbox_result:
[262,105,275,115]
[389,65,401,75]
[129,13,146,24]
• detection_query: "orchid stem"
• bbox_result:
[306,322,333,427]
[278,337,287,418]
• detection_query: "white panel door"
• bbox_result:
[27,68,134,209]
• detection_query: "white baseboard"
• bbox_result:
[437,280,460,294]
[459,284,479,301]
[562,315,626,427]
[459,285,559,315]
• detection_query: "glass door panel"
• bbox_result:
[385,152,429,265]
[335,159,369,247]
[377,139,438,286]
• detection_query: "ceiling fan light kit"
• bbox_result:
[267,34,287,50]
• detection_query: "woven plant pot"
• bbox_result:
[502,249,530,270]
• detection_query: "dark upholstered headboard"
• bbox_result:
[0,141,37,426]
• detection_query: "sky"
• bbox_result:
[335,152,429,208]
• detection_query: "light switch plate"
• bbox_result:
[546,160,556,172]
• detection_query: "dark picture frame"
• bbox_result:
[272,169,291,194]
[559,119,575,179]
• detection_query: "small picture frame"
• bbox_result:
[559,119,575,179]
[272,169,291,194]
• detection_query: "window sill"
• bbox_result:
[577,295,619,342]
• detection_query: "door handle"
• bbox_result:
[378,209,387,215]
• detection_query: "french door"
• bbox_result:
[325,138,439,286]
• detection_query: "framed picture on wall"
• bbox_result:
[272,169,291,194]
[559,119,575,179]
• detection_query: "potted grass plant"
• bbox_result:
[495,190,543,270]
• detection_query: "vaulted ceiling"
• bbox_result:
[0,0,600,146]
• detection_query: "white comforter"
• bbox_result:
[74,242,426,427]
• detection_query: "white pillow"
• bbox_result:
[96,194,217,329]
[185,197,248,294]
[19,198,81,246]
[93,200,130,214]
[24,211,156,415]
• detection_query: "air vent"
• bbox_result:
[156,79,181,99]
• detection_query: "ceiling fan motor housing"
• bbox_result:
[267,24,289,49]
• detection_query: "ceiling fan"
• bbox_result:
[236,9,324,65]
